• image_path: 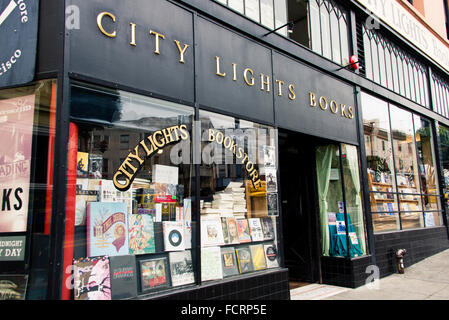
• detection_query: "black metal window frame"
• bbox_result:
[431,70,449,119]
[366,103,443,232]
[359,22,431,109]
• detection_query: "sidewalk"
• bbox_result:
[290,249,449,300]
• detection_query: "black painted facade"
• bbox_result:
[1,0,448,299]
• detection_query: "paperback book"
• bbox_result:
[87,202,129,257]
[225,217,240,244]
[163,221,185,251]
[249,244,267,270]
[169,250,195,287]
[75,185,98,226]
[201,217,225,247]
[128,214,155,255]
[220,246,239,277]
[248,218,264,242]
[264,242,280,268]
[201,246,223,281]
[73,256,111,300]
[109,255,138,300]
[235,246,254,274]
[236,219,251,243]
[261,217,275,240]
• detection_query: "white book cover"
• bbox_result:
[201,246,223,281]
[163,221,185,251]
[152,164,179,185]
[248,218,264,241]
[201,217,225,247]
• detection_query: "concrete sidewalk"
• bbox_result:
[291,249,449,300]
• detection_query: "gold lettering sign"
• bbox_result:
[208,128,261,190]
[113,124,189,191]
[95,13,355,123]
[309,92,354,120]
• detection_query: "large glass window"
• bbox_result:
[67,82,196,300]
[316,143,367,258]
[199,111,281,281]
[0,80,57,300]
[361,92,442,233]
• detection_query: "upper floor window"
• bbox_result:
[214,0,351,66]
[359,23,430,109]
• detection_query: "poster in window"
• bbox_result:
[0,94,35,232]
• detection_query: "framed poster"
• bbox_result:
[0,94,35,232]
[139,255,171,293]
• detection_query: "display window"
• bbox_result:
[316,143,367,258]
[65,82,196,300]
[199,111,281,281]
[361,92,443,232]
[0,80,58,300]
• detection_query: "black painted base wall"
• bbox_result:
[320,255,372,288]
[144,268,290,300]
[374,226,449,277]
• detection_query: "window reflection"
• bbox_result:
[362,92,442,232]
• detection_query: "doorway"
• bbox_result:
[278,129,323,287]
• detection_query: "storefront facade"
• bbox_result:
[0,0,448,300]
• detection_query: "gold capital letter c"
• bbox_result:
[97,12,117,38]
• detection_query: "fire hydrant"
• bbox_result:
[396,249,407,274]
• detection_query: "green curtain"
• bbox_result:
[344,144,366,255]
[316,145,334,256]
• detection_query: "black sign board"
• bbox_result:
[273,52,358,145]
[0,0,39,87]
[69,0,195,104]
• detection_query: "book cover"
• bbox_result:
[73,256,111,300]
[266,193,278,216]
[261,217,275,240]
[169,250,195,287]
[75,183,98,226]
[88,154,103,179]
[221,217,230,244]
[163,221,185,251]
[201,246,223,281]
[236,219,251,243]
[135,188,155,213]
[139,255,171,293]
[152,164,179,185]
[264,167,278,193]
[99,180,133,214]
[220,247,239,277]
[153,222,164,252]
[226,217,240,244]
[248,218,264,242]
[87,202,129,257]
[128,214,155,255]
[263,145,276,167]
[235,246,254,274]
[109,255,138,300]
[76,151,89,178]
[264,242,280,268]
[201,217,225,247]
[249,244,267,270]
